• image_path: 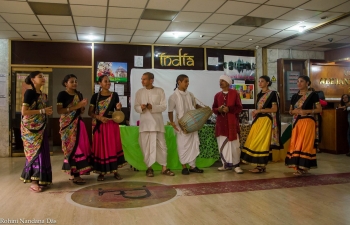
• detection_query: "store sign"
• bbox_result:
[154,46,204,70]
[319,68,350,85]
[159,48,194,67]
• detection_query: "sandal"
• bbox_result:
[293,170,303,176]
[161,169,175,176]
[73,177,86,185]
[146,168,154,177]
[249,167,266,173]
[114,173,123,180]
[97,174,105,181]
[30,185,42,193]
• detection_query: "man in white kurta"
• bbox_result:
[134,72,175,177]
[168,75,204,175]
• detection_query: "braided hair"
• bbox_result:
[95,75,109,115]
[174,74,188,91]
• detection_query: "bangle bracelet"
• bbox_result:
[67,107,69,112]
[43,108,46,114]
[39,109,42,114]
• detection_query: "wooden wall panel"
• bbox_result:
[311,65,350,99]
[11,41,92,65]
[325,46,350,62]
[154,46,204,70]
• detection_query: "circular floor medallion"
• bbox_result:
[70,181,177,209]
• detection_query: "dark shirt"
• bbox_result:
[23,89,41,107]
[57,91,83,108]
[90,92,119,118]
[256,91,277,108]
[291,92,319,109]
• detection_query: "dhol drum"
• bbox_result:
[178,105,212,134]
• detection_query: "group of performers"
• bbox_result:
[19,71,322,192]
[20,72,126,192]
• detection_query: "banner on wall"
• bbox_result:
[230,84,254,104]
[223,55,256,81]
[96,62,127,83]
[153,46,204,70]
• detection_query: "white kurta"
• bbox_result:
[168,89,200,165]
[217,136,241,167]
[134,87,167,167]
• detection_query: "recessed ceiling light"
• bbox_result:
[248,38,253,41]
[86,34,96,41]
[200,35,204,38]
[298,26,306,33]
[215,42,219,45]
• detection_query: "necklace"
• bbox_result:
[222,92,228,105]
[221,92,228,117]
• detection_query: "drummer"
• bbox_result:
[168,74,204,175]
[134,72,175,177]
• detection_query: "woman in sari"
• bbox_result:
[285,75,322,176]
[241,75,282,173]
[57,74,92,184]
[88,75,126,181]
[20,71,53,192]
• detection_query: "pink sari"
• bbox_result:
[59,94,92,175]
[91,93,126,174]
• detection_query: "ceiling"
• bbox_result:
[0,0,350,51]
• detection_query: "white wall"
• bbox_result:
[0,39,9,157]
[130,69,225,125]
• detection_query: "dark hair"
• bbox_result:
[174,74,189,91]
[298,75,311,86]
[95,74,109,115]
[143,72,154,80]
[259,75,272,87]
[25,71,41,90]
[340,94,349,106]
[62,74,77,87]
[98,74,109,83]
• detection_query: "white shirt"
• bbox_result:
[134,87,167,133]
[168,90,196,121]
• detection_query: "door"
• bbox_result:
[10,67,52,156]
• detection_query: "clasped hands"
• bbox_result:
[141,103,152,111]
[218,105,229,113]
[290,108,307,116]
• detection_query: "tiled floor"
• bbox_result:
[1,152,350,225]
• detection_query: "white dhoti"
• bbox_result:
[217,135,241,168]
[176,130,200,166]
[139,131,167,167]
